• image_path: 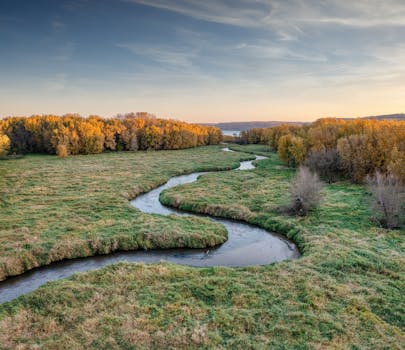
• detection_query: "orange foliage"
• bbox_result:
[278,135,306,166]
[0,113,223,157]
[56,144,69,158]
[244,118,405,182]
[0,133,10,157]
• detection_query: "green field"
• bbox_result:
[0,145,404,349]
[0,146,253,280]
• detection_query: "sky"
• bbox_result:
[0,0,405,123]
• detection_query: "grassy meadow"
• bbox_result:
[0,146,253,280]
[0,145,404,349]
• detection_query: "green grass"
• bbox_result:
[0,145,404,349]
[227,143,275,156]
[0,146,253,280]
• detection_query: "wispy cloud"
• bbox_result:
[117,43,198,68]
[125,0,272,27]
[125,0,405,36]
[116,17,405,90]
[233,41,327,63]
[45,73,68,91]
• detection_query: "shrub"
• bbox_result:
[305,148,341,183]
[56,144,69,158]
[284,166,323,216]
[366,171,405,229]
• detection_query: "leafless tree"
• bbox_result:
[367,171,405,229]
[284,166,323,216]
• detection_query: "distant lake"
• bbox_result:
[222,130,240,136]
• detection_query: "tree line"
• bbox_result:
[239,118,405,183]
[243,118,405,229]
[0,113,223,157]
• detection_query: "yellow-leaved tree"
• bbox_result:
[0,133,10,157]
[278,134,306,166]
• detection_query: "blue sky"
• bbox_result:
[0,0,404,122]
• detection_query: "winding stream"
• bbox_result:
[0,149,299,304]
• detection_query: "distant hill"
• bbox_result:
[204,121,306,132]
[362,113,405,121]
[206,114,404,132]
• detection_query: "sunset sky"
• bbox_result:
[1,0,404,122]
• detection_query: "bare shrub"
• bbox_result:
[284,166,323,216]
[305,147,341,183]
[56,144,69,158]
[367,171,405,229]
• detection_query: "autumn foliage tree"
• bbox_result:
[388,143,405,183]
[307,118,346,150]
[102,118,123,151]
[337,134,374,183]
[0,132,10,157]
[0,113,223,157]
[242,118,405,183]
[277,134,306,166]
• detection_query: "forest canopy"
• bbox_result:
[0,113,223,156]
[239,118,405,183]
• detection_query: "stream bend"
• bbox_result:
[0,148,299,304]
